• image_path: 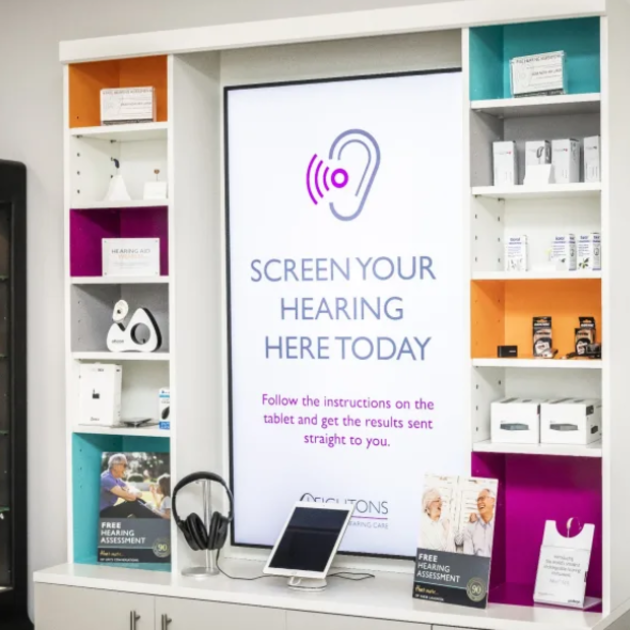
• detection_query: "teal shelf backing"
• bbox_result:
[470,17,600,100]
[72,433,170,572]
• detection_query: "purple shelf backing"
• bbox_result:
[70,207,169,277]
[472,453,602,609]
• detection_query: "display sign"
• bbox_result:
[226,71,466,557]
[102,238,160,277]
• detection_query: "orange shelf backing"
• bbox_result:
[69,56,168,128]
[471,279,602,359]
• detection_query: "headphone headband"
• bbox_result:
[171,471,234,526]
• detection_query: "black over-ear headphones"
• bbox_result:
[171,472,234,552]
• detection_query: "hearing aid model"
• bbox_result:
[106,299,162,353]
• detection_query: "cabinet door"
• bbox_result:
[156,597,285,630]
[35,583,155,630]
[287,611,430,630]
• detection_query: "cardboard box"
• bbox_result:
[584,135,600,183]
[78,363,122,427]
[552,139,580,184]
[577,233,601,271]
[491,397,544,444]
[550,234,576,271]
[505,235,528,272]
[100,87,156,125]
[493,141,517,186]
[541,398,602,445]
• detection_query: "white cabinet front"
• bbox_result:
[35,583,155,630]
[156,596,286,630]
[287,611,430,630]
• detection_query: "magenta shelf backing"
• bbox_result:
[70,207,169,277]
[472,453,602,611]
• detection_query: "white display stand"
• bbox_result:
[37,1,630,629]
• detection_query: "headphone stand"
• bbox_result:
[181,479,220,579]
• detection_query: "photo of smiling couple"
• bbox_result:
[419,474,499,558]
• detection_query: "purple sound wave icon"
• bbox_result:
[306,129,380,222]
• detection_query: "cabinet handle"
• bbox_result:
[161,614,172,630]
[130,611,141,630]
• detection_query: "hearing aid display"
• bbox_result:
[552,139,580,184]
[584,136,600,183]
[143,168,168,201]
[100,87,156,125]
[106,299,162,353]
[541,398,602,445]
[533,316,554,358]
[103,157,131,203]
[493,141,517,186]
[102,238,160,277]
[510,51,566,97]
[497,345,518,358]
[491,397,544,444]
[78,363,122,427]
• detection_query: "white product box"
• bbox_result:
[577,233,601,271]
[493,141,517,186]
[510,51,566,97]
[584,136,601,183]
[78,363,122,427]
[526,140,551,167]
[550,234,576,271]
[159,388,170,430]
[552,139,580,184]
[100,87,156,125]
[541,398,602,445]
[505,235,528,272]
[491,397,544,444]
[102,238,160,277]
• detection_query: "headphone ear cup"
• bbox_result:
[178,517,199,551]
[209,512,229,550]
[186,513,209,551]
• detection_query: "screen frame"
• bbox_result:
[262,501,355,579]
[224,68,462,560]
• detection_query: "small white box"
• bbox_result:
[584,136,601,183]
[541,398,602,445]
[100,87,156,125]
[510,51,566,97]
[526,140,551,167]
[550,234,576,271]
[493,141,517,186]
[78,363,122,427]
[577,233,601,271]
[552,139,580,184]
[159,388,170,430]
[505,235,528,272]
[491,397,544,444]
[102,238,160,277]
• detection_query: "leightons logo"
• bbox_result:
[306,129,381,222]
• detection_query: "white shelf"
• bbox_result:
[69,122,168,142]
[71,352,171,362]
[471,93,601,118]
[71,199,169,210]
[473,439,602,458]
[472,183,602,200]
[71,276,170,285]
[473,358,602,369]
[472,271,602,281]
[72,425,169,438]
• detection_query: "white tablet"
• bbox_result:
[263,501,354,583]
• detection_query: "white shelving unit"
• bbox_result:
[72,426,170,438]
[472,271,602,280]
[472,358,603,369]
[471,93,601,118]
[70,276,170,285]
[69,122,168,141]
[71,199,170,210]
[71,352,171,361]
[472,439,603,458]
[472,183,602,199]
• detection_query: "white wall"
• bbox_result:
[0,0,460,617]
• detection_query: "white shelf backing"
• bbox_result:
[472,184,602,200]
[472,271,602,280]
[71,199,169,210]
[71,352,170,362]
[471,93,601,118]
[70,122,168,142]
[71,276,169,285]
[473,358,602,369]
[72,426,170,438]
[472,440,602,458]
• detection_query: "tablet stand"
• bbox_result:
[288,576,328,591]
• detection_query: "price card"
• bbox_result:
[102,238,160,277]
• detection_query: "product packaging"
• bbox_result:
[159,387,170,430]
[584,136,601,183]
[533,316,553,357]
[505,235,528,272]
[491,397,545,444]
[540,398,602,445]
[575,317,597,356]
[577,233,601,271]
[550,234,576,271]
[78,363,122,427]
[100,87,156,125]
[552,139,580,184]
[510,51,566,97]
[493,141,517,186]
[526,140,551,167]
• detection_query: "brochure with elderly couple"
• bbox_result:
[97,451,172,567]
[413,473,499,609]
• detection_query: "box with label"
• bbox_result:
[541,398,602,445]
[550,234,576,271]
[552,139,580,184]
[584,136,600,183]
[100,87,156,125]
[493,141,517,186]
[505,235,528,272]
[526,140,551,167]
[78,363,122,427]
[533,316,552,357]
[102,238,160,277]
[491,397,544,444]
[510,51,566,97]
[577,233,601,271]
[159,388,171,430]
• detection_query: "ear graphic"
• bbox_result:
[328,129,380,222]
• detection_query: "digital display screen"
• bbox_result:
[268,507,350,572]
